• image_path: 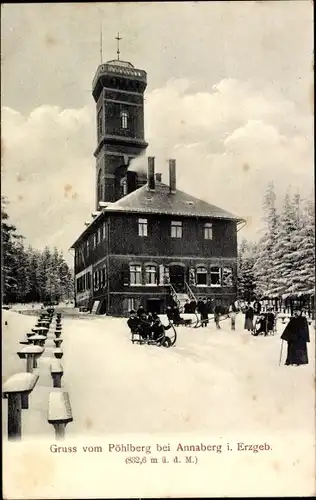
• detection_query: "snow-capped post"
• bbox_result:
[54,338,63,348]
[55,330,62,338]
[2,373,39,439]
[50,361,63,388]
[17,346,44,373]
[54,348,64,359]
[48,391,73,439]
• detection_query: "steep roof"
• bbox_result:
[103,181,242,220]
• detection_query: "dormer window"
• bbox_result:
[121,110,128,129]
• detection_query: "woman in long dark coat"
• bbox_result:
[244,303,254,331]
[280,310,310,366]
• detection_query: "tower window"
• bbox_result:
[121,111,128,129]
[97,108,103,138]
[121,177,128,196]
[171,221,182,238]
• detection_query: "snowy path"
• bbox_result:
[3,310,314,438]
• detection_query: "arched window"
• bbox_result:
[97,169,103,202]
[145,265,157,285]
[121,110,128,129]
[196,266,207,286]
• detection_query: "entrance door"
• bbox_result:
[146,299,163,314]
[169,265,185,293]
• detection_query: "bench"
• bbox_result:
[48,391,73,439]
[50,361,64,388]
[28,334,46,347]
[54,348,64,359]
[17,345,44,372]
[2,373,39,439]
[53,338,63,348]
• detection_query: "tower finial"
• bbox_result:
[115,32,122,61]
[100,21,103,64]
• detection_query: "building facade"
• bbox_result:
[71,55,244,316]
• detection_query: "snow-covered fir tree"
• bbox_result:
[237,239,257,301]
[253,182,279,297]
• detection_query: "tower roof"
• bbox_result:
[105,59,134,68]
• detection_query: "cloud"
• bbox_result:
[1,77,313,263]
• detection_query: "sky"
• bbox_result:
[1,2,314,264]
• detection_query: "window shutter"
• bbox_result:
[122,264,130,287]
[189,267,196,287]
[163,266,170,285]
[159,264,165,286]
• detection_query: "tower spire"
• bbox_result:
[115,32,122,61]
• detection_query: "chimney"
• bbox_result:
[155,173,162,182]
[169,159,176,194]
[147,157,155,191]
[126,170,137,194]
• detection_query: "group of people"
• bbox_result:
[243,300,276,336]
[127,306,166,341]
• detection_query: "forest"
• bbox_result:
[2,196,74,305]
[238,183,315,304]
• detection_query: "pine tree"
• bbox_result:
[237,238,257,301]
[286,197,315,295]
[253,182,279,297]
[268,191,299,297]
[1,196,20,302]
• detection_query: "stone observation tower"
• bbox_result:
[92,33,148,209]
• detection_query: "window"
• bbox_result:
[222,267,233,287]
[121,110,128,129]
[128,298,135,312]
[86,239,90,256]
[93,271,98,291]
[96,227,101,245]
[171,221,182,238]
[196,266,207,286]
[97,108,103,138]
[138,218,148,237]
[210,267,221,287]
[204,223,213,240]
[97,169,103,202]
[103,222,107,240]
[145,265,157,285]
[87,272,91,290]
[100,266,107,288]
[130,265,142,285]
[121,178,128,196]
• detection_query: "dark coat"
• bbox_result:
[245,306,254,320]
[281,316,309,366]
[281,316,310,343]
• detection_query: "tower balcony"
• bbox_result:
[92,61,147,101]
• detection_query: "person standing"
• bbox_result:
[214,303,221,330]
[280,310,310,365]
[228,302,237,330]
[198,298,208,327]
[244,302,254,332]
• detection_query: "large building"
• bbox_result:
[71,52,244,316]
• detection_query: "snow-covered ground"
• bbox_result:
[2,309,315,498]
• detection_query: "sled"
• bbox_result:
[130,321,177,348]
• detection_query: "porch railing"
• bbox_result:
[185,281,197,303]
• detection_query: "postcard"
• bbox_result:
[2,1,314,498]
